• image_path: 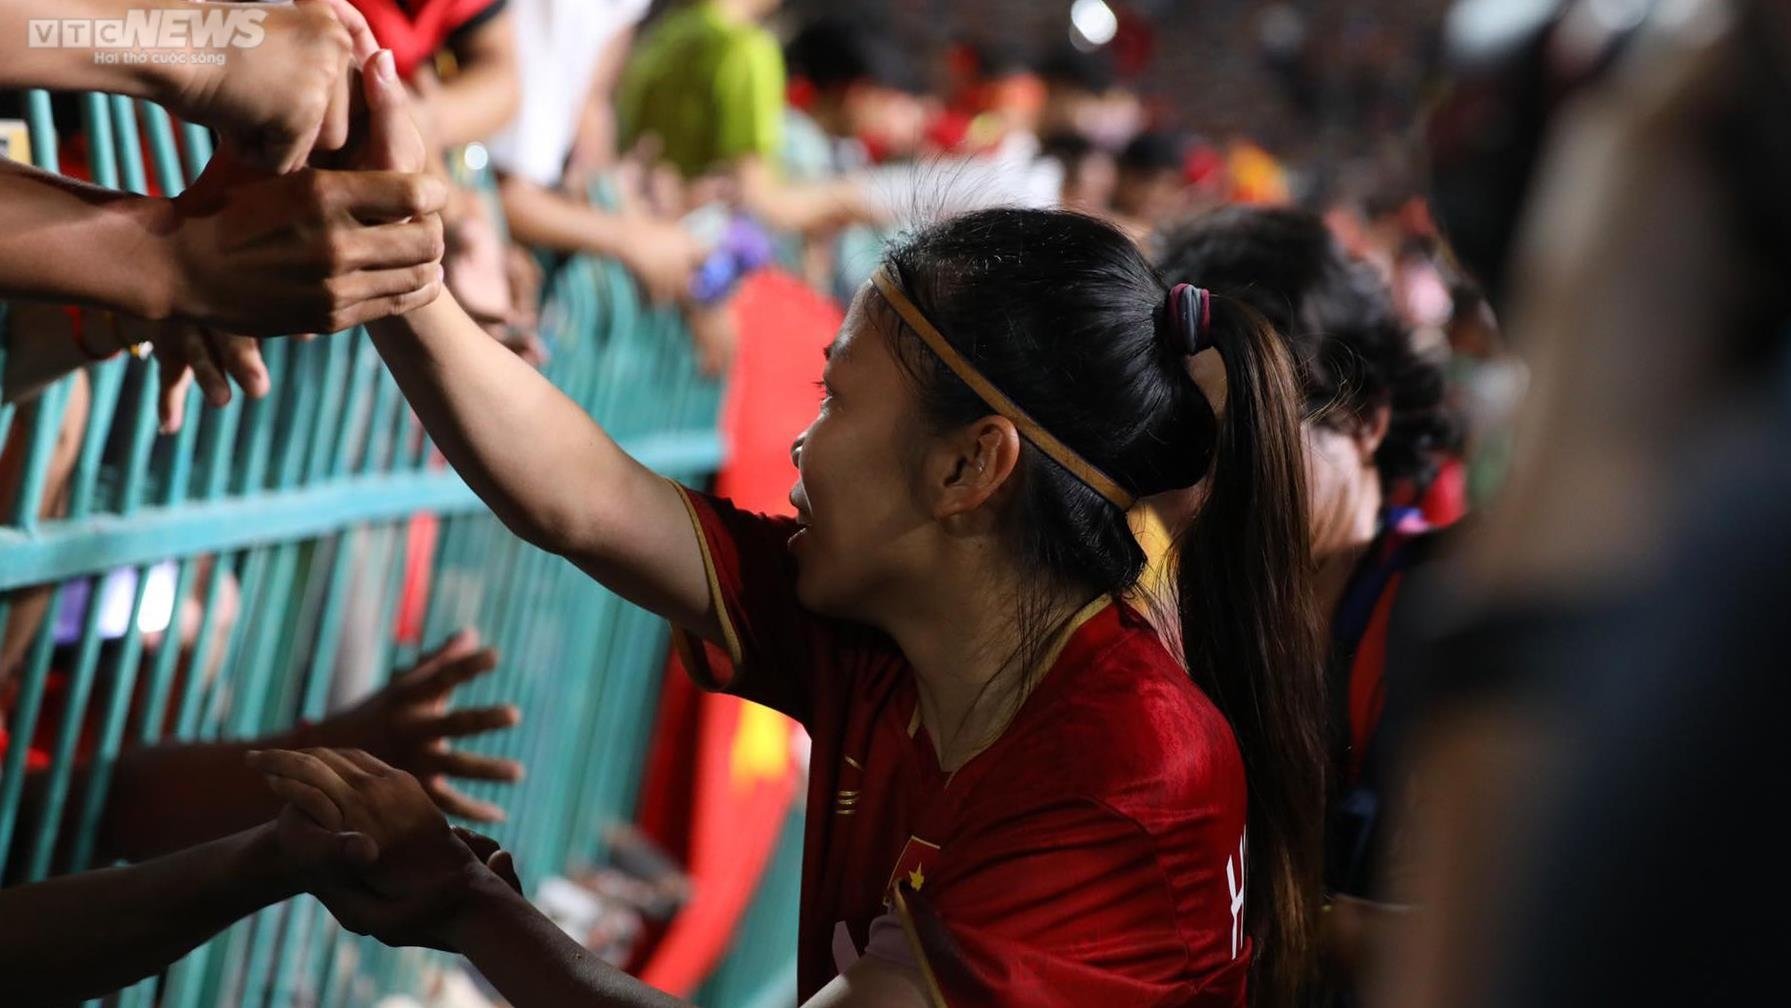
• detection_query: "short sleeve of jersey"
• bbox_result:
[890,798,1247,1007]
[670,483,827,725]
[711,32,785,165]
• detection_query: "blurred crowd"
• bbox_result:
[3,0,1789,1005]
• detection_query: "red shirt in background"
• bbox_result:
[671,486,1252,1007]
[348,0,506,79]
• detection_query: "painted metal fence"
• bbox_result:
[0,89,797,1006]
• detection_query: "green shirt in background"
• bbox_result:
[617,2,785,179]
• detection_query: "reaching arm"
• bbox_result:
[97,736,301,863]
[0,160,180,321]
[444,874,929,1008]
[0,0,362,172]
[0,822,295,1005]
[497,174,705,303]
[256,747,929,1008]
[1,302,103,406]
[0,152,447,335]
[735,156,879,236]
[100,630,521,862]
[367,296,718,641]
[498,174,653,258]
[0,0,217,98]
[354,36,719,645]
[447,875,692,1008]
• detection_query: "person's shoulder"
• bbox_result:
[988,618,1242,814]
[716,18,782,69]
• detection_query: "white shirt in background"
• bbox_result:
[484,0,652,187]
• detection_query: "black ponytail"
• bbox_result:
[1172,294,1326,1008]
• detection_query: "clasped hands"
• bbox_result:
[82,0,447,431]
[250,745,522,952]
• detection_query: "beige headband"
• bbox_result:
[871,266,1136,511]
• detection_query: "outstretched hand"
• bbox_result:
[158,141,445,336]
[306,629,523,822]
[154,0,379,173]
[250,747,519,950]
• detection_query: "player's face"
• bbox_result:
[788,289,936,619]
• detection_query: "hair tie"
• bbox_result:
[1167,283,1227,422]
[1167,283,1213,355]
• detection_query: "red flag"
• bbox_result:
[633,269,838,993]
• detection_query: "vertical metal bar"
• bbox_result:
[7,382,69,531]
[67,563,154,870]
[178,121,212,181]
[226,544,297,739]
[366,519,411,691]
[114,357,166,515]
[132,557,196,742]
[298,534,352,718]
[264,897,325,1007]
[141,101,187,194]
[109,94,148,195]
[84,92,119,187]
[275,341,327,487]
[235,900,290,1008]
[0,625,58,872]
[231,341,290,494]
[160,940,214,1008]
[200,546,268,740]
[23,576,112,880]
[157,382,205,505]
[195,395,245,502]
[328,336,380,478]
[26,89,59,173]
[304,336,353,482]
[356,369,400,476]
[62,358,123,518]
[172,552,237,738]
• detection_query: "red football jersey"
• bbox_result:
[671,486,1252,1006]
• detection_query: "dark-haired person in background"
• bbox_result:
[783,16,930,173]
[1040,131,1119,216]
[1037,43,1145,155]
[249,56,1332,1008]
[1113,132,1192,244]
[1155,206,1462,999]
[781,15,930,298]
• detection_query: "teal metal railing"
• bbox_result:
[1,89,796,1006]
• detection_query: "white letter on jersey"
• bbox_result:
[1225,828,1247,959]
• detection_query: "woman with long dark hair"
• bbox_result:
[1157,206,1462,999]
[250,50,1329,1008]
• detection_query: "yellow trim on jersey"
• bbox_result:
[669,479,744,669]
